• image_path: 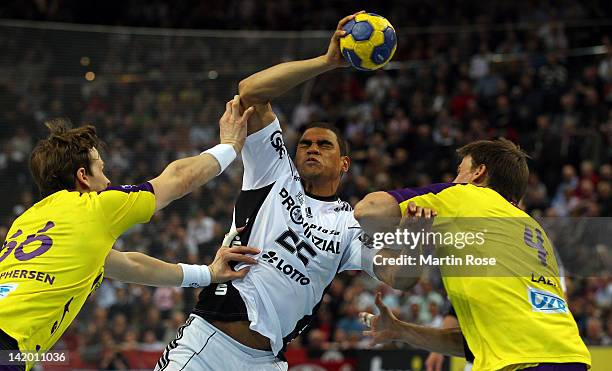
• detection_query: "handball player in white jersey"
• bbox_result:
[156,12,412,371]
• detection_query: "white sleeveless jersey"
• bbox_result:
[195,119,374,356]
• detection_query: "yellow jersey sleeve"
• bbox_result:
[387,182,460,217]
[96,182,156,238]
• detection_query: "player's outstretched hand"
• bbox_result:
[360,292,401,345]
[209,245,259,283]
[219,95,255,154]
[324,10,365,67]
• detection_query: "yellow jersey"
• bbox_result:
[388,183,591,371]
[0,183,155,370]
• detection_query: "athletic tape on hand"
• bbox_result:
[222,227,240,247]
[360,312,374,328]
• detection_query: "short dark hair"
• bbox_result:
[29,118,101,197]
[457,138,529,203]
[301,122,349,156]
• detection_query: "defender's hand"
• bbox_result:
[404,201,437,220]
[219,95,255,154]
[398,201,437,235]
[425,352,445,371]
[209,245,259,283]
[360,292,401,344]
[324,11,365,67]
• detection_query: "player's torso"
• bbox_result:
[0,191,110,355]
[245,174,349,286]
[235,171,350,316]
[434,187,590,369]
[195,168,355,355]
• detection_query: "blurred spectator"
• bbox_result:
[584,317,606,345]
[524,174,549,212]
[152,286,183,319]
[186,208,218,256]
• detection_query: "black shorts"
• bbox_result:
[0,328,24,371]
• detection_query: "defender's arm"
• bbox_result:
[362,293,464,357]
[104,245,259,287]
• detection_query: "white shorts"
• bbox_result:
[155,314,288,371]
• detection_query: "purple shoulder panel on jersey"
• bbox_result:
[387,182,457,203]
[98,182,155,194]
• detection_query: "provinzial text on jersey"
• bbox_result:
[279,187,341,254]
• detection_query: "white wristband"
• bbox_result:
[202,144,237,175]
[178,263,212,288]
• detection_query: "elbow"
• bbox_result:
[390,276,420,291]
[238,78,266,106]
[106,251,139,282]
[238,78,250,96]
[238,79,255,103]
[166,161,191,199]
[353,193,376,222]
[238,77,250,98]
[354,192,400,223]
[122,252,145,283]
[374,263,421,291]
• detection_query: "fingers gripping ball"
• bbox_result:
[340,13,397,71]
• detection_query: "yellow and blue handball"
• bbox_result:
[340,13,397,71]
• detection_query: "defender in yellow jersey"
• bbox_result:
[355,139,590,371]
[0,96,260,371]
[0,182,157,361]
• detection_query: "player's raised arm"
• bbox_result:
[238,11,363,134]
[361,293,464,357]
[148,95,254,211]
